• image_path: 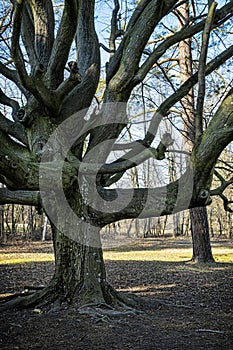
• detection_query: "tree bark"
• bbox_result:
[50,226,115,305]
[190,206,215,263]
[5,224,131,310]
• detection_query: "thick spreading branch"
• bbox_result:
[59,0,100,118]
[0,130,37,189]
[47,0,78,89]
[98,133,173,187]
[91,169,211,226]
[71,133,173,177]
[11,2,36,94]
[27,0,54,68]
[21,2,37,69]
[10,1,80,116]
[0,188,39,206]
[106,0,178,94]
[191,91,233,192]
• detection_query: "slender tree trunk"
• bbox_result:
[41,216,48,241]
[162,216,168,236]
[190,206,214,263]
[178,0,214,263]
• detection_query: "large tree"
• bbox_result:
[0,0,233,310]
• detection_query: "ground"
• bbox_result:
[0,237,232,350]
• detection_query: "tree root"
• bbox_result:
[0,283,192,318]
[0,286,56,311]
[0,290,35,303]
[78,302,143,323]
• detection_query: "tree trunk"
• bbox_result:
[173,213,181,237]
[9,225,132,310]
[178,1,215,263]
[49,227,116,305]
[190,206,214,263]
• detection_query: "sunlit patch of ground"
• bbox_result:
[0,253,54,265]
[0,238,232,264]
[103,238,233,263]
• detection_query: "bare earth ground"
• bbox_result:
[0,237,232,350]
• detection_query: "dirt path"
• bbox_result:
[0,238,232,349]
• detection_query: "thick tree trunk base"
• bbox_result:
[0,281,144,320]
[0,271,141,307]
[190,256,215,264]
[0,282,192,320]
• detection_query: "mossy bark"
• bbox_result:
[49,226,116,306]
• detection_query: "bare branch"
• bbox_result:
[219,194,233,212]
[11,1,36,93]
[210,170,233,205]
[109,0,120,57]
[145,44,233,145]
[99,43,111,54]
[0,88,20,121]
[195,1,217,141]
[20,2,37,69]
[106,0,178,90]
[106,0,152,82]
[134,1,233,84]
[92,168,211,225]
[0,62,29,97]
[98,133,174,187]
[0,129,38,190]
[55,61,82,101]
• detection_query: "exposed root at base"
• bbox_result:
[0,284,193,321]
[0,286,56,311]
[78,302,143,323]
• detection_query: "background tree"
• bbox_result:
[177,0,214,262]
[0,0,233,311]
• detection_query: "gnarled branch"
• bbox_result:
[27,0,54,68]
[0,112,28,145]
[11,1,36,94]
[59,0,100,119]
[46,0,78,89]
